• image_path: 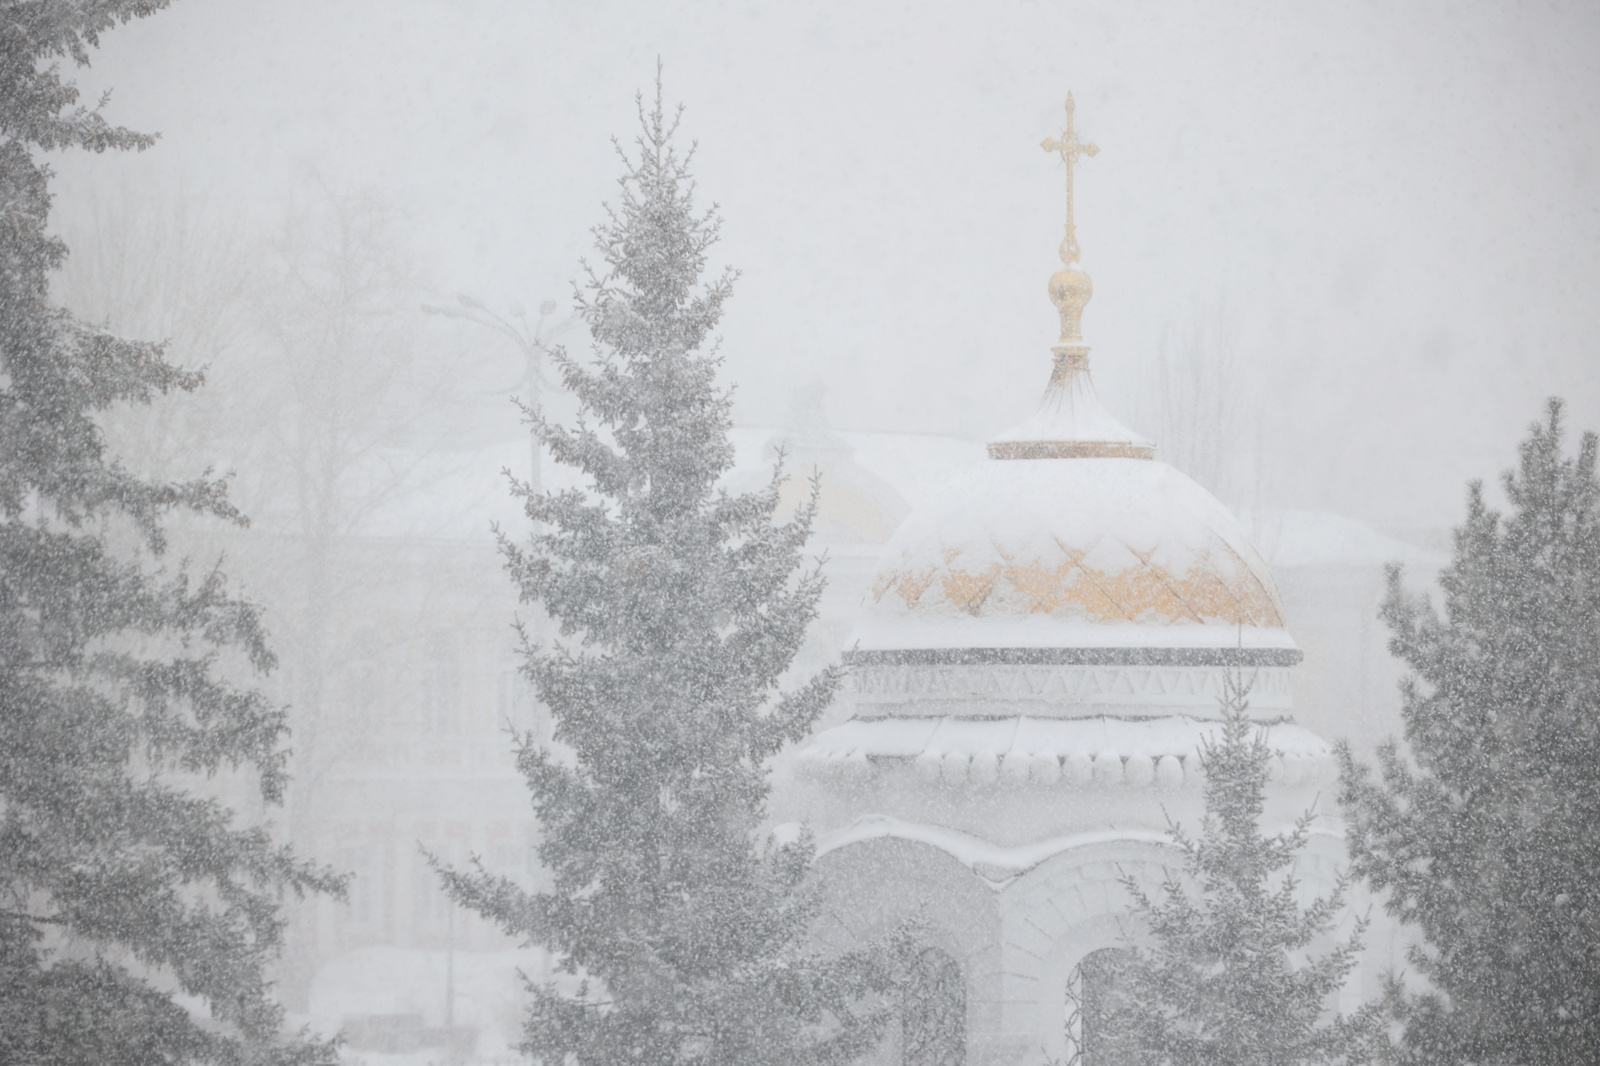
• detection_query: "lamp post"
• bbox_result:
[421,294,579,497]
[422,295,578,737]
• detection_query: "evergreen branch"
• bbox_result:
[0,908,67,924]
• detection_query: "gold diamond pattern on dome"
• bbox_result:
[940,564,1003,615]
[870,534,1287,629]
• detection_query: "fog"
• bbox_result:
[53,0,1599,533]
[23,3,1600,1057]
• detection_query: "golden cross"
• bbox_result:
[1041,93,1099,265]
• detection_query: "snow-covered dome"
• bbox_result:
[854,456,1296,657]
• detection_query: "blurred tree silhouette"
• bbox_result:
[0,5,343,1062]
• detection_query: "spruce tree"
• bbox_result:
[0,5,343,1063]
[1339,398,1600,1066]
[1100,676,1377,1066]
[438,82,895,1066]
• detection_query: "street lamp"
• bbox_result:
[421,294,580,497]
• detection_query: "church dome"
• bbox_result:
[853,455,1296,657]
[851,95,1296,665]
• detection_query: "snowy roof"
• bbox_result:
[1244,509,1447,571]
[793,714,1335,790]
[300,427,936,545]
[722,426,911,544]
[854,456,1294,652]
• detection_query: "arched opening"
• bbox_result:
[902,946,965,1066]
[1064,947,1133,1066]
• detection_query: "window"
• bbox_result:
[346,843,377,927]
[903,947,964,1066]
[341,627,382,743]
[496,667,541,737]
[419,632,459,735]
[414,823,462,932]
[1064,948,1134,1066]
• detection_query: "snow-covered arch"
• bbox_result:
[994,837,1177,1066]
[807,831,1000,1011]
[795,807,1350,1065]
[806,821,1181,1065]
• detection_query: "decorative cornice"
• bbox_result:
[847,646,1303,667]
[790,715,1338,793]
[987,440,1157,460]
[846,660,1295,716]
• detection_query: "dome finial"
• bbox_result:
[1041,94,1098,367]
[988,95,1155,461]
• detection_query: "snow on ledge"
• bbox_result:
[785,813,1344,892]
[809,814,1172,888]
[792,715,1337,790]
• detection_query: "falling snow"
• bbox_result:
[4,5,1597,1066]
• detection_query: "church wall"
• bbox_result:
[1004,840,1180,1066]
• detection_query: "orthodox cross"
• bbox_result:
[1041,93,1098,265]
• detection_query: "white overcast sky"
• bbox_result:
[51,0,1600,532]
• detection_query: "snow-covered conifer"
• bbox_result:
[1339,398,1600,1066]
[1100,675,1379,1066]
[0,5,344,1064]
[438,79,895,1066]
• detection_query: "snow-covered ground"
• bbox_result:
[305,945,569,1064]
